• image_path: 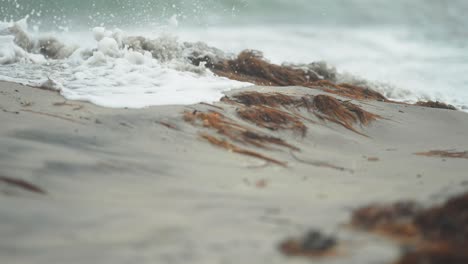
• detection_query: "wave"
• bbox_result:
[1,17,467,110]
[0,17,252,107]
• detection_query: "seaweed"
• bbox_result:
[208,50,314,86]
[158,121,178,130]
[184,110,298,150]
[279,230,338,258]
[351,201,421,238]
[351,192,468,264]
[0,176,46,194]
[196,50,387,101]
[414,193,468,243]
[312,95,379,134]
[200,134,287,167]
[227,92,300,107]
[416,101,457,110]
[224,92,379,135]
[195,50,385,100]
[415,150,468,159]
[237,106,307,136]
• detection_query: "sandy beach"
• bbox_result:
[0,79,467,263]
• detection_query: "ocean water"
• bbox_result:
[1,0,468,109]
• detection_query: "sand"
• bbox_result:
[1,80,467,264]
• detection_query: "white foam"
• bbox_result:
[0,20,251,108]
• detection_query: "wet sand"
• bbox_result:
[1,80,467,264]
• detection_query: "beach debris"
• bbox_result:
[351,192,468,264]
[1,108,20,114]
[237,106,307,136]
[0,176,46,194]
[279,230,338,258]
[351,201,422,238]
[309,80,387,101]
[184,110,298,151]
[368,157,380,162]
[416,101,457,110]
[224,92,379,134]
[185,91,380,166]
[224,92,301,107]
[158,121,178,130]
[255,179,268,188]
[415,150,468,159]
[198,50,387,101]
[207,50,318,86]
[184,110,296,166]
[311,95,379,134]
[200,134,287,167]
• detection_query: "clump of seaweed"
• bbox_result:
[351,192,468,264]
[195,50,387,101]
[414,193,468,243]
[226,92,300,107]
[237,106,307,136]
[351,201,422,238]
[201,134,287,166]
[208,50,314,86]
[0,176,46,194]
[184,110,300,166]
[224,92,380,135]
[184,110,298,150]
[415,150,468,159]
[312,95,380,134]
[279,230,338,258]
[416,101,457,110]
[395,244,468,264]
[309,80,387,101]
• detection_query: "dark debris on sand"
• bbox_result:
[351,192,468,264]
[0,176,46,194]
[416,101,457,110]
[279,230,338,259]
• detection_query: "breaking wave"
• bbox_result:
[1,0,468,110]
[0,17,253,107]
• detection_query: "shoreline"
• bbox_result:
[1,80,467,264]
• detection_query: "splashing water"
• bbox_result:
[1,0,468,109]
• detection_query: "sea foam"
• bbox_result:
[0,18,250,108]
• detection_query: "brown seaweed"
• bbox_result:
[184,110,298,150]
[415,150,468,159]
[351,192,468,264]
[201,134,287,166]
[312,95,379,134]
[0,176,46,194]
[197,50,387,101]
[279,230,338,258]
[416,101,457,110]
[237,106,307,136]
[224,92,379,135]
[209,50,314,86]
[227,92,301,107]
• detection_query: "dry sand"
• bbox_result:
[1,80,467,264]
